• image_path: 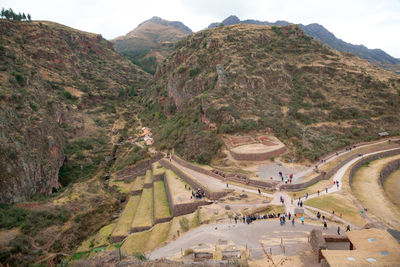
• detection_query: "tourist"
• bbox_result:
[322,215,325,221]
[325,187,328,193]
[317,212,321,219]
[291,198,293,205]
[297,201,300,207]
[242,215,245,223]
[336,181,339,189]
[292,218,295,226]
[300,201,303,207]
[234,216,238,224]
[323,221,328,230]
[226,183,229,188]
[301,216,304,225]
[337,226,341,235]
[332,210,335,215]
[288,212,291,220]
[346,225,351,232]
[258,188,261,195]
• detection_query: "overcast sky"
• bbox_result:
[2,0,400,58]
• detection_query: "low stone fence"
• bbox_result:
[130,225,152,233]
[349,148,400,186]
[160,159,232,200]
[229,146,286,161]
[379,159,400,186]
[154,216,173,224]
[131,189,142,196]
[280,145,400,191]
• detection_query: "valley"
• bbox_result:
[0,11,400,267]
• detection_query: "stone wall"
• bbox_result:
[115,154,163,181]
[160,159,232,200]
[280,146,400,191]
[172,154,277,189]
[160,163,213,217]
[379,159,400,186]
[348,148,400,186]
[309,229,327,263]
[229,146,287,161]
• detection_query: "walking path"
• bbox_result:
[149,220,337,260]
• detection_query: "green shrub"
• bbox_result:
[177,65,186,73]
[63,91,72,99]
[219,123,233,133]
[11,71,24,86]
[189,67,199,77]
[271,26,282,36]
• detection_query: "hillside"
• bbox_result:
[0,20,151,204]
[208,16,400,74]
[112,17,192,74]
[141,24,400,164]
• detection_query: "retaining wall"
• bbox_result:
[348,148,400,186]
[280,145,400,191]
[160,159,232,200]
[115,154,163,181]
[172,154,277,189]
[161,164,213,217]
[229,146,287,161]
[379,159,400,186]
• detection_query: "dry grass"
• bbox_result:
[131,188,154,229]
[144,170,152,184]
[164,169,193,203]
[120,231,151,255]
[152,162,166,176]
[77,223,116,252]
[131,175,145,191]
[166,211,199,241]
[153,180,172,219]
[109,180,136,194]
[351,155,400,229]
[111,195,141,239]
[143,221,171,252]
[383,168,400,209]
[305,193,365,226]
[301,142,393,183]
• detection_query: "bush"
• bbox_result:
[271,26,282,36]
[63,91,72,99]
[179,217,190,232]
[11,71,24,86]
[177,65,186,73]
[189,67,199,77]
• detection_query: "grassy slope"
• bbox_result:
[383,169,400,209]
[111,195,141,238]
[153,180,172,219]
[131,188,154,229]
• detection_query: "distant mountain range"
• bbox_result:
[208,16,400,73]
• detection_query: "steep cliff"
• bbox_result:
[0,20,150,203]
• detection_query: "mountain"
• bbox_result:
[112,17,192,74]
[0,20,150,203]
[141,23,400,164]
[208,16,400,73]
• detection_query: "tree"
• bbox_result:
[27,13,31,21]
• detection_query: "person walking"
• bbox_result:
[336,181,339,189]
[325,187,328,193]
[337,226,341,235]
[317,212,321,219]
[288,212,291,220]
[234,216,238,224]
[301,216,304,225]
[300,201,303,207]
[291,198,293,205]
[318,190,320,196]
[323,221,328,230]
[346,225,351,232]
[292,218,295,226]
[242,215,245,223]
[226,183,229,188]
[258,188,261,195]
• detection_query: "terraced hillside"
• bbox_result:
[141,24,400,164]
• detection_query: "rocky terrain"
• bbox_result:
[0,20,150,203]
[142,23,400,164]
[209,15,400,74]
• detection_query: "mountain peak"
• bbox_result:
[222,15,241,25]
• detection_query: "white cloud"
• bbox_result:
[1,0,400,57]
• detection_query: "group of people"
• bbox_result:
[191,188,205,199]
[278,171,294,184]
[234,213,283,224]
